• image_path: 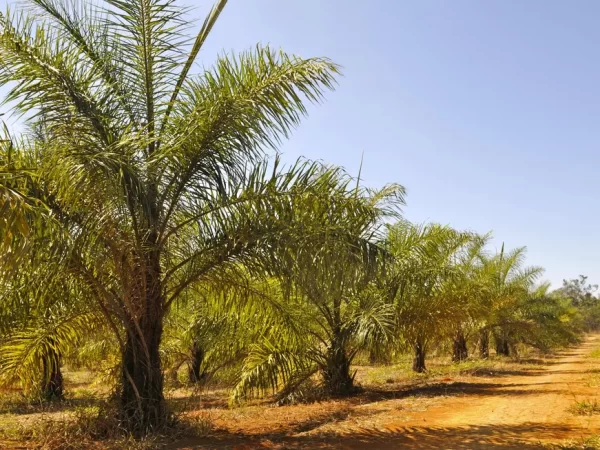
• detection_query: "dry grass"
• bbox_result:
[0,368,225,449]
[355,349,551,387]
[545,435,600,449]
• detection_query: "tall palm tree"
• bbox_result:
[0,0,341,433]
[444,233,490,362]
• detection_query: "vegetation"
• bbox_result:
[569,399,600,416]
[0,0,598,446]
[546,436,600,450]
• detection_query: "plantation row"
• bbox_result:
[0,0,597,439]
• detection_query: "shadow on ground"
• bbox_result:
[355,381,567,405]
[172,422,576,449]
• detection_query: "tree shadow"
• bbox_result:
[168,392,230,412]
[350,381,567,406]
[168,378,559,415]
[468,368,546,377]
[172,422,581,449]
[515,358,562,366]
[538,370,582,376]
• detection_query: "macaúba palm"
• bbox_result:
[231,181,404,402]
[0,255,101,400]
[442,233,491,362]
[0,0,342,433]
[384,221,475,372]
[517,283,581,351]
[476,245,543,357]
[161,272,270,386]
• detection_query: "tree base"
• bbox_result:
[495,339,510,356]
[188,344,207,384]
[452,334,468,362]
[120,326,167,435]
[479,331,490,359]
[412,343,427,373]
[322,343,356,397]
[41,354,64,401]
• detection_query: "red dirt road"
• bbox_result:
[353,335,600,449]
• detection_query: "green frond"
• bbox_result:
[157,46,340,218]
[162,0,228,129]
[0,311,101,392]
[230,338,315,405]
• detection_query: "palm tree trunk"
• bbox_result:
[412,339,427,373]
[188,342,205,383]
[41,347,63,401]
[167,367,179,384]
[495,335,510,356]
[369,348,391,365]
[479,329,490,359]
[322,331,354,396]
[120,251,166,435]
[368,349,378,364]
[452,332,468,362]
[121,317,165,434]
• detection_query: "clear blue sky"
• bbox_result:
[2,0,600,288]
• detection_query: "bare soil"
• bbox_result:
[175,335,600,449]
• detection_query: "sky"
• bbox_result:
[2,0,600,288]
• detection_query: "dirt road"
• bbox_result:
[347,335,600,449]
[186,335,600,449]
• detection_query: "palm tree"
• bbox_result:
[231,182,404,402]
[517,283,581,350]
[161,274,264,385]
[444,234,490,362]
[0,254,99,400]
[0,0,341,433]
[385,221,473,373]
[477,246,543,357]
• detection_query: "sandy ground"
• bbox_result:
[177,335,600,449]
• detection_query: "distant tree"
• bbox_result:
[477,246,543,357]
[518,283,581,350]
[556,275,600,330]
[0,259,99,400]
[557,275,598,307]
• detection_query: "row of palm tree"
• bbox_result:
[0,0,587,437]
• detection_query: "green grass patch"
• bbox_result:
[545,435,600,449]
[568,400,600,416]
[355,355,545,387]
